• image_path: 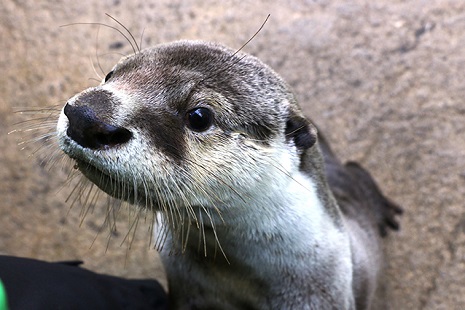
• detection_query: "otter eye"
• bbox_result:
[104,70,114,82]
[186,107,214,132]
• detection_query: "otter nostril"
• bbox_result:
[93,125,132,148]
[64,103,132,149]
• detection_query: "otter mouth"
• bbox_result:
[73,158,146,206]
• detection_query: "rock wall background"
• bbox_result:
[1,1,464,308]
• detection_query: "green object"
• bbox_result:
[0,279,8,310]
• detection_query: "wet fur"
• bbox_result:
[56,40,401,309]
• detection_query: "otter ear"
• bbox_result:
[285,114,317,150]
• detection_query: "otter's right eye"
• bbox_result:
[104,70,114,82]
[186,107,214,132]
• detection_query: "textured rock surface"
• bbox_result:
[1,1,464,308]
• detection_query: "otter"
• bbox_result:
[57,40,401,309]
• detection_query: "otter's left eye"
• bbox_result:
[186,107,214,132]
[104,70,114,82]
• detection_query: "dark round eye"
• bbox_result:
[186,107,214,132]
[104,70,114,82]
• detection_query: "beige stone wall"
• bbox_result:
[1,1,464,308]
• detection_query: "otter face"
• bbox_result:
[57,41,316,221]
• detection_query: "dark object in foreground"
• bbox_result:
[0,255,168,310]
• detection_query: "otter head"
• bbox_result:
[57,40,317,225]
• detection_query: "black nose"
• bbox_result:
[64,103,132,150]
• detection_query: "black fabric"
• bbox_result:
[0,255,168,310]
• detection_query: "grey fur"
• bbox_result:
[57,40,401,309]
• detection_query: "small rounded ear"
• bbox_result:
[285,114,317,150]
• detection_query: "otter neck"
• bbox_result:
[159,165,353,309]
[191,171,337,250]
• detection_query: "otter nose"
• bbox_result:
[64,103,132,150]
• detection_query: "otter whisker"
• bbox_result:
[120,204,141,249]
[78,183,100,227]
[197,211,207,257]
[20,133,57,156]
[143,175,168,251]
[17,130,57,143]
[37,150,65,172]
[119,172,150,249]
[92,25,104,80]
[132,172,138,206]
[169,170,200,225]
[200,14,270,84]
[64,175,89,211]
[140,176,151,212]
[139,184,157,249]
[13,120,57,132]
[138,27,146,52]
[153,214,170,252]
[105,13,140,53]
[60,22,137,56]
[89,198,117,251]
[263,155,313,193]
[165,174,187,224]
[97,197,124,253]
[161,163,230,254]
[203,207,229,263]
[190,160,248,206]
[12,107,64,175]
[77,179,96,221]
